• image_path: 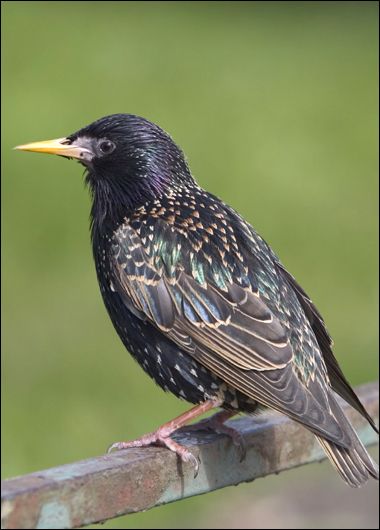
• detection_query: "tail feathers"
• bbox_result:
[314,389,379,487]
[324,359,379,435]
[317,435,379,487]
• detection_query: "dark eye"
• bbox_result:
[99,140,115,154]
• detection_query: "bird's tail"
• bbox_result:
[316,395,379,487]
[317,435,378,487]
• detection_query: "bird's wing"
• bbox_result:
[110,220,349,446]
[111,223,292,372]
[277,262,379,433]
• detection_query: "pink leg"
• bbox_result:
[183,410,247,461]
[108,399,223,476]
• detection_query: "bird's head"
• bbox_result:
[15,114,195,227]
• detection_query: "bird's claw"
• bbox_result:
[107,441,126,454]
[233,433,247,462]
[214,427,246,461]
[180,449,200,478]
[184,415,247,462]
[106,433,200,476]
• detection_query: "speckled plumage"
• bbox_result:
[18,114,378,487]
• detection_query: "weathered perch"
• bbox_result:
[1,382,378,529]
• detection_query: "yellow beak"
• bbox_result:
[14,137,92,161]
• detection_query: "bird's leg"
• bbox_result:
[183,409,247,461]
[108,399,223,476]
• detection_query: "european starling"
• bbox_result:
[16,114,378,487]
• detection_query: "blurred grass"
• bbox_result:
[2,1,378,528]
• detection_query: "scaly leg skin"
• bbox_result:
[107,399,223,477]
[182,410,247,462]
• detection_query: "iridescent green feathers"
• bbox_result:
[74,114,377,486]
[108,188,378,485]
[110,188,355,447]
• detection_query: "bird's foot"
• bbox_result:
[107,399,223,477]
[108,427,200,476]
[183,410,246,461]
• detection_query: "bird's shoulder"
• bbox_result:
[112,187,281,293]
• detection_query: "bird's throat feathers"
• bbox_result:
[86,146,195,239]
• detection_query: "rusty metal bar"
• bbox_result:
[1,382,378,529]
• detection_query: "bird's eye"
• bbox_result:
[99,140,115,154]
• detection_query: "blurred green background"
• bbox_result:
[2,1,378,528]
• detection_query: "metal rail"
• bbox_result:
[1,382,378,529]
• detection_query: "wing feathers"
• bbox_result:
[277,262,378,433]
[110,222,374,452]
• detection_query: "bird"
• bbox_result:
[15,113,378,487]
